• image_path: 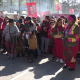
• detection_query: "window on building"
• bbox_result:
[12,0,15,5]
[2,0,8,6]
[0,0,1,7]
[21,0,26,6]
[12,0,18,6]
[31,0,36,2]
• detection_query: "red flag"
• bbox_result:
[72,9,74,14]
[55,4,58,11]
[69,9,74,14]
[26,2,37,18]
[59,4,62,11]
[69,9,71,14]
[55,4,62,11]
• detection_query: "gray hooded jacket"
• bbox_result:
[3,24,19,41]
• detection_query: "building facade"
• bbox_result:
[0,0,54,16]
[0,0,29,15]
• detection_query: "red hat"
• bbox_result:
[60,16,64,18]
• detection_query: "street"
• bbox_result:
[0,50,80,80]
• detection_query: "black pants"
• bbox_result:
[28,49,38,59]
[2,36,6,50]
[0,33,2,46]
[25,39,38,59]
[49,44,53,54]
[25,39,29,53]
[36,33,42,50]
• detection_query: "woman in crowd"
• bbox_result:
[51,18,64,63]
[1,16,9,53]
[15,19,25,57]
[32,17,39,27]
[48,22,55,54]
[41,16,50,56]
[63,15,79,71]
[3,19,19,59]
[63,17,68,29]
[32,17,42,55]
[0,18,3,47]
[23,17,38,63]
[20,16,25,24]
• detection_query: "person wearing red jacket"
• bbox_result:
[63,15,79,71]
[41,16,50,56]
[2,16,9,31]
[0,18,3,27]
[1,16,9,53]
[0,18,3,47]
[48,22,54,54]
[48,22,54,39]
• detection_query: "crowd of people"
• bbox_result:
[0,14,80,71]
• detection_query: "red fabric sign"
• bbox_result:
[55,4,62,11]
[40,11,50,18]
[26,2,37,18]
[69,9,72,14]
[59,4,62,11]
[69,9,74,14]
[55,4,58,10]
[72,9,74,14]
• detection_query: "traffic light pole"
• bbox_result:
[19,0,21,16]
[58,0,59,14]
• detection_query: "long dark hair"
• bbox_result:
[64,17,67,23]
[29,21,34,27]
[54,18,62,29]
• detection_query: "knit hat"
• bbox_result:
[25,17,31,21]
[8,19,14,23]
[17,19,22,23]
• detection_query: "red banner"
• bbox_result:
[40,11,50,18]
[69,9,74,14]
[72,9,74,14]
[26,2,37,18]
[59,4,62,11]
[55,4,62,11]
[69,9,71,14]
[55,4,58,10]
